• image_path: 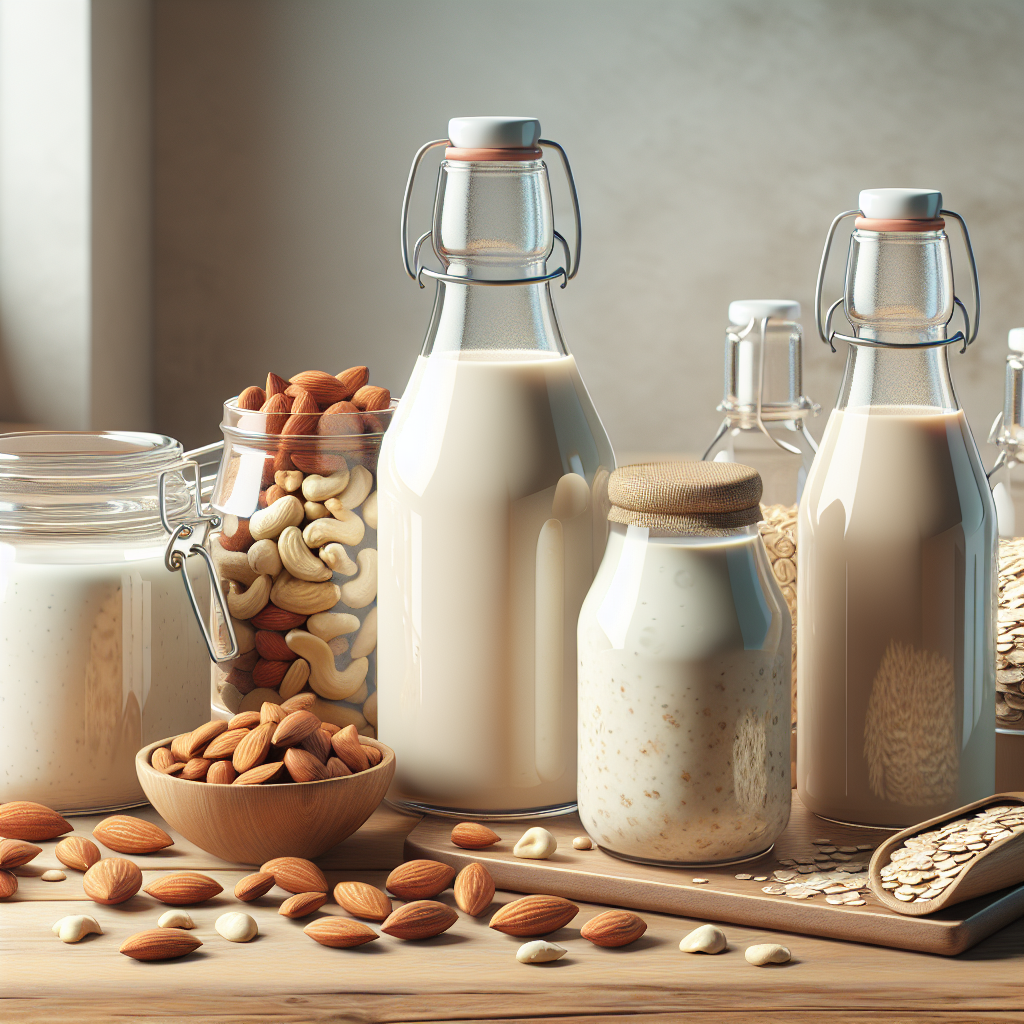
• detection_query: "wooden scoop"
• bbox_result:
[869,792,1024,916]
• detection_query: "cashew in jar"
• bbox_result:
[304,501,330,521]
[285,629,368,701]
[345,679,368,705]
[226,575,272,619]
[270,571,341,615]
[250,495,303,540]
[340,549,377,609]
[303,511,364,548]
[362,491,378,530]
[279,657,311,700]
[247,538,283,577]
[301,468,350,503]
[274,469,303,492]
[362,690,377,729]
[350,607,377,658]
[306,611,360,642]
[320,543,357,576]
[277,526,333,582]
[326,464,373,512]
[212,543,259,587]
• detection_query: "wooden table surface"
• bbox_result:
[2,803,1021,1023]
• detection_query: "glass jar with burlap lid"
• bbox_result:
[578,460,792,865]
[607,461,762,535]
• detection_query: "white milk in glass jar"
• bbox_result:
[0,433,208,812]
[578,462,792,864]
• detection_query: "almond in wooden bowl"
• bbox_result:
[135,734,395,864]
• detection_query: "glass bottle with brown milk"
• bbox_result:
[377,117,614,816]
[799,188,995,828]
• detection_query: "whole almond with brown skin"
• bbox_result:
[301,728,332,763]
[0,839,41,869]
[364,745,383,767]
[580,910,648,948]
[254,630,298,662]
[261,392,292,434]
[282,388,319,436]
[287,370,351,407]
[280,692,317,713]
[279,891,328,918]
[260,701,288,726]
[318,401,363,436]
[335,366,369,398]
[120,927,202,961]
[93,815,173,854]
[203,728,250,760]
[304,917,378,948]
[333,880,392,921]
[451,822,501,849]
[180,758,212,781]
[266,371,289,398]
[321,721,340,736]
[234,761,284,785]
[352,384,390,412]
[325,757,351,778]
[206,760,237,785]
[229,711,262,730]
[0,801,72,841]
[489,895,579,937]
[151,746,178,772]
[144,872,223,905]
[233,721,273,773]
[170,733,192,762]
[253,659,290,688]
[237,385,266,410]
[261,856,328,894]
[381,900,458,940]
[235,871,275,901]
[331,724,370,772]
[250,604,307,631]
[273,710,321,747]
[185,720,229,758]
[283,747,329,783]
[55,836,101,872]
[453,862,495,917]
[83,858,143,905]
[385,859,456,900]
[0,870,17,898]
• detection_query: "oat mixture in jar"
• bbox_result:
[577,462,792,865]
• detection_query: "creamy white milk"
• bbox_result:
[0,545,208,812]
[577,524,792,864]
[377,350,614,814]
[798,406,996,827]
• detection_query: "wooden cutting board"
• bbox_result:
[404,792,1024,956]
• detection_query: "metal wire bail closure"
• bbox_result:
[814,207,981,354]
[399,138,582,289]
[159,461,238,663]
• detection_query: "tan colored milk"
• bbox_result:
[797,407,996,827]
[377,351,613,813]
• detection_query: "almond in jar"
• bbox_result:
[577,462,791,864]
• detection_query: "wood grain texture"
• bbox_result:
[404,793,1024,955]
[1,805,1020,1021]
[868,792,1024,916]
[135,735,395,863]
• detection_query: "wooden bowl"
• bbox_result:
[868,791,1024,916]
[136,735,395,865]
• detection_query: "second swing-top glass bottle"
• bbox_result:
[377,117,615,818]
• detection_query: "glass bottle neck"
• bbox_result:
[835,343,959,412]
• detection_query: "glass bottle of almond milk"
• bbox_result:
[378,117,614,817]
[799,188,996,828]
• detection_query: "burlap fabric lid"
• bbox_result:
[608,461,763,535]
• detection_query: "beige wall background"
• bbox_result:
[12,0,1024,457]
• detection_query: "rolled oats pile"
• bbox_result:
[997,538,1024,726]
[759,504,798,723]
